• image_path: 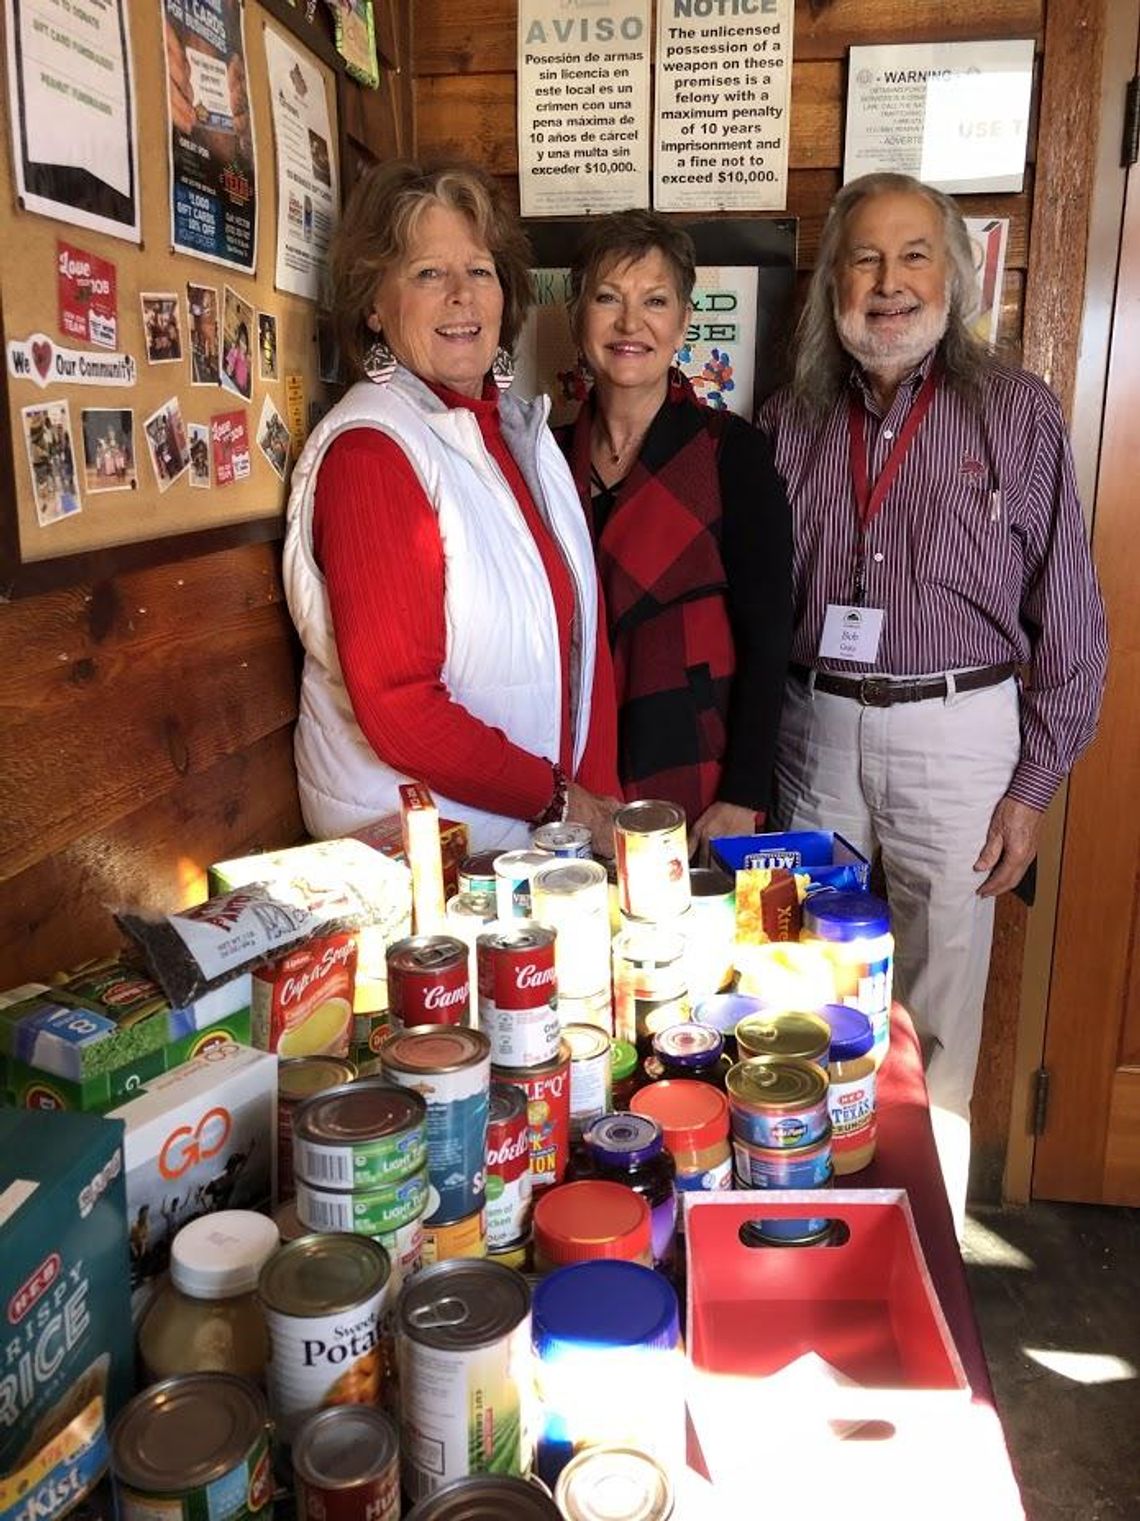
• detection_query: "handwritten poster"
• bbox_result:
[264,25,339,301]
[654,0,792,212]
[517,0,650,217]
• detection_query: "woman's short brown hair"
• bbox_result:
[327,160,534,381]
[567,210,696,344]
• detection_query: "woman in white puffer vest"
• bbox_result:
[283,161,623,854]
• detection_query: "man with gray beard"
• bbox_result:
[758,173,1106,1232]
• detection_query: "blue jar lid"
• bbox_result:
[584,1112,662,1167]
[804,890,890,942]
[819,1004,874,1063]
[652,1022,724,1068]
[532,1261,680,1360]
[692,992,771,1035]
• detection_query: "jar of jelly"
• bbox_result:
[569,1113,676,1269]
[644,1022,731,1089]
[610,1038,640,1108]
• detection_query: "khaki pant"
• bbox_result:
[774,673,1021,1232]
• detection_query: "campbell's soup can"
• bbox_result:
[478,922,560,1069]
[293,1405,400,1521]
[485,1082,533,1249]
[614,800,691,923]
[387,935,470,1033]
[493,1041,571,1194]
[253,933,357,1059]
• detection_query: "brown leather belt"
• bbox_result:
[789,661,1016,708]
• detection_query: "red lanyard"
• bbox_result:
[847,368,939,602]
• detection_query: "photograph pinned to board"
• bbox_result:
[330,0,379,88]
[21,400,82,526]
[187,284,221,385]
[80,408,137,493]
[964,217,1009,350]
[211,408,251,485]
[256,393,292,480]
[57,242,119,349]
[258,312,279,381]
[4,0,140,242]
[141,293,184,365]
[263,24,340,300]
[188,423,211,487]
[163,0,257,271]
[220,285,254,400]
[142,396,190,492]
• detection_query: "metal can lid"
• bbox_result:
[691,992,771,1036]
[279,1055,358,1104]
[688,867,733,900]
[493,849,550,874]
[386,934,468,973]
[533,1261,679,1358]
[652,1022,724,1067]
[446,891,497,921]
[111,1373,267,1493]
[398,1259,530,1349]
[615,799,685,837]
[532,1181,650,1265]
[563,1023,611,1063]
[489,1079,529,1127]
[404,1475,561,1520]
[293,1079,426,1148]
[803,888,891,942]
[532,822,593,852]
[613,925,686,965]
[631,1080,729,1155]
[478,921,557,953]
[584,1112,663,1167]
[258,1233,390,1315]
[555,1445,675,1521]
[380,1024,491,1074]
[292,1405,398,1490]
[609,1039,638,1083]
[170,1210,279,1299]
[726,1055,829,1112]
[459,851,500,879]
[735,1011,831,1062]
[819,1003,875,1062]
[531,860,608,896]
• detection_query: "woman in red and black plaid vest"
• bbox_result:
[556,211,793,857]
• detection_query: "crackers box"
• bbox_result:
[0,1109,134,1521]
[351,810,469,901]
[711,830,871,893]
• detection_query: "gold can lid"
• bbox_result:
[279,1056,358,1104]
[111,1374,267,1493]
[726,1055,828,1112]
[555,1445,674,1521]
[735,1011,831,1062]
[258,1232,389,1316]
[615,800,685,838]
[380,1024,490,1075]
[562,1023,611,1062]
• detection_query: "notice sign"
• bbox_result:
[517,0,650,218]
[654,0,792,213]
[844,40,1034,193]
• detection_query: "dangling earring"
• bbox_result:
[491,346,515,393]
[364,333,396,386]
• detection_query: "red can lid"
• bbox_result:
[533,1181,650,1265]
[631,1079,729,1154]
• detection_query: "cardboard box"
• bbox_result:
[711,829,871,893]
[108,1042,276,1300]
[0,1109,134,1521]
[350,810,469,903]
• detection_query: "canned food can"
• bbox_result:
[293,1080,428,1190]
[613,926,689,1052]
[446,890,498,1014]
[351,1009,391,1061]
[278,1056,358,1202]
[258,1233,390,1441]
[487,1235,530,1273]
[614,800,690,922]
[292,1405,400,1521]
[554,1444,674,1521]
[295,1168,429,1236]
[485,1081,533,1250]
[739,1215,836,1247]
[397,1261,532,1501]
[403,1475,560,1519]
[110,1374,272,1521]
[387,935,470,1034]
[735,1010,832,1068]
[557,987,613,1036]
[493,1041,571,1193]
[493,850,551,920]
[726,1056,830,1149]
[458,852,501,897]
[532,822,593,858]
[478,922,559,1069]
[731,1132,833,1190]
[380,1025,491,1224]
[562,1023,612,1139]
[530,861,611,1001]
[273,1201,424,1292]
[421,1206,487,1265]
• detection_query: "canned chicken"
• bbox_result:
[278,1055,358,1203]
[493,1041,571,1193]
[387,935,470,1033]
[614,800,690,922]
[485,1081,533,1249]
[293,1080,427,1191]
[478,922,559,1068]
[292,1405,400,1521]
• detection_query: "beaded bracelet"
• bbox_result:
[531,762,569,827]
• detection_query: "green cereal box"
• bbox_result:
[0,1109,134,1521]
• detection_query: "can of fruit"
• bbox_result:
[493,850,551,920]
[295,1167,429,1236]
[562,1023,612,1139]
[258,1233,390,1442]
[485,1081,533,1250]
[292,1404,400,1521]
[614,801,690,922]
[380,1025,491,1224]
[293,1080,427,1191]
[493,1041,571,1194]
[478,922,559,1068]
[421,1206,488,1266]
[387,935,470,1033]
[278,1055,358,1203]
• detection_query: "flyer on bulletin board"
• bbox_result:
[264,25,340,301]
[163,0,258,272]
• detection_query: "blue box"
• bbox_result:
[710,830,871,893]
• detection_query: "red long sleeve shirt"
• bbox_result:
[312,383,620,821]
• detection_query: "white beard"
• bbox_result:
[835,296,949,378]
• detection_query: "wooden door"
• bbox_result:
[1033,55,1140,1203]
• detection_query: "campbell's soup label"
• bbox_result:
[477,928,559,1069]
[253,934,356,1058]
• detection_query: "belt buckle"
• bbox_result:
[859,675,892,707]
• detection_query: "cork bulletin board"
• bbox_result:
[0,0,342,593]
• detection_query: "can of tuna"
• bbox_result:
[732,1131,833,1190]
[387,935,470,1034]
[258,1233,390,1442]
[613,926,689,1052]
[493,850,551,920]
[735,1010,832,1068]
[458,852,501,897]
[614,800,690,922]
[404,1476,560,1519]
[486,1081,533,1249]
[726,1056,830,1149]
[295,1167,429,1236]
[563,1023,612,1139]
[397,1260,533,1501]
[292,1405,400,1521]
[532,822,593,858]
[293,1080,428,1191]
[530,860,610,1001]
[421,1206,488,1266]
[110,1374,272,1521]
[555,1445,674,1521]
[493,1040,571,1193]
[278,1056,358,1203]
[446,890,498,1014]
[478,922,559,1068]
[380,1025,491,1225]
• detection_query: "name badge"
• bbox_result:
[818,603,884,663]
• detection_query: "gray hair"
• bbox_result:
[792,173,991,416]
